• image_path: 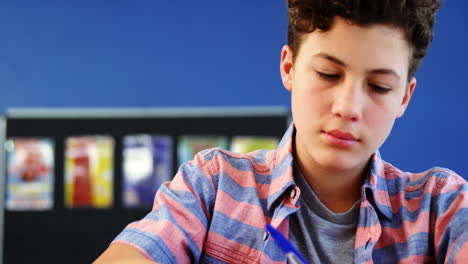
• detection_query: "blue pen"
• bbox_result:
[265,224,309,264]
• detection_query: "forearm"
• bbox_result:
[93,244,158,264]
[93,257,157,264]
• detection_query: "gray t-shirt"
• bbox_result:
[289,165,360,263]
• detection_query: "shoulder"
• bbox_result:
[198,147,277,175]
[383,162,466,193]
[406,167,466,194]
[171,147,278,198]
[382,163,467,223]
[185,147,278,207]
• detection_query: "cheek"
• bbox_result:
[365,104,397,140]
[292,87,329,125]
[293,78,329,109]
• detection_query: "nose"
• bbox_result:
[331,81,364,122]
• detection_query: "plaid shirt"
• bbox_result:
[113,124,468,263]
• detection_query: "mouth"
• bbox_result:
[322,129,359,148]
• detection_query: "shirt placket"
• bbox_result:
[261,186,301,263]
[354,201,382,264]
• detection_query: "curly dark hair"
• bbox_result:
[287,0,442,80]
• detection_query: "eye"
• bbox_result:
[316,71,340,81]
[369,83,391,94]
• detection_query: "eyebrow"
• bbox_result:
[312,52,401,80]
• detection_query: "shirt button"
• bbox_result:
[263,231,269,241]
[290,188,297,199]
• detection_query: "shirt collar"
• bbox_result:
[267,123,296,210]
[267,123,393,220]
[362,151,393,220]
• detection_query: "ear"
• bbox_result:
[396,77,416,118]
[280,45,294,92]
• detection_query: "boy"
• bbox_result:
[95,0,468,263]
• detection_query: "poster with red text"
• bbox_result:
[64,136,114,208]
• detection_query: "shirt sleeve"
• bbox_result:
[111,151,217,263]
[433,169,468,263]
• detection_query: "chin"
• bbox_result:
[314,151,363,171]
[321,161,358,172]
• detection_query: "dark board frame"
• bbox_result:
[0,107,290,264]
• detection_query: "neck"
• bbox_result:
[295,151,369,214]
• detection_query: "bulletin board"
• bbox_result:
[0,107,290,264]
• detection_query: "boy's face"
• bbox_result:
[281,17,416,174]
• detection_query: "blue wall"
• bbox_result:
[0,1,467,178]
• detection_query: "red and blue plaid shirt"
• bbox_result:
[113,124,468,263]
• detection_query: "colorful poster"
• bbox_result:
[177,135,228,166]
[5,138,54,211]
[230,136,279,153]
[64,136,114,208]
[123,135,173,208]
